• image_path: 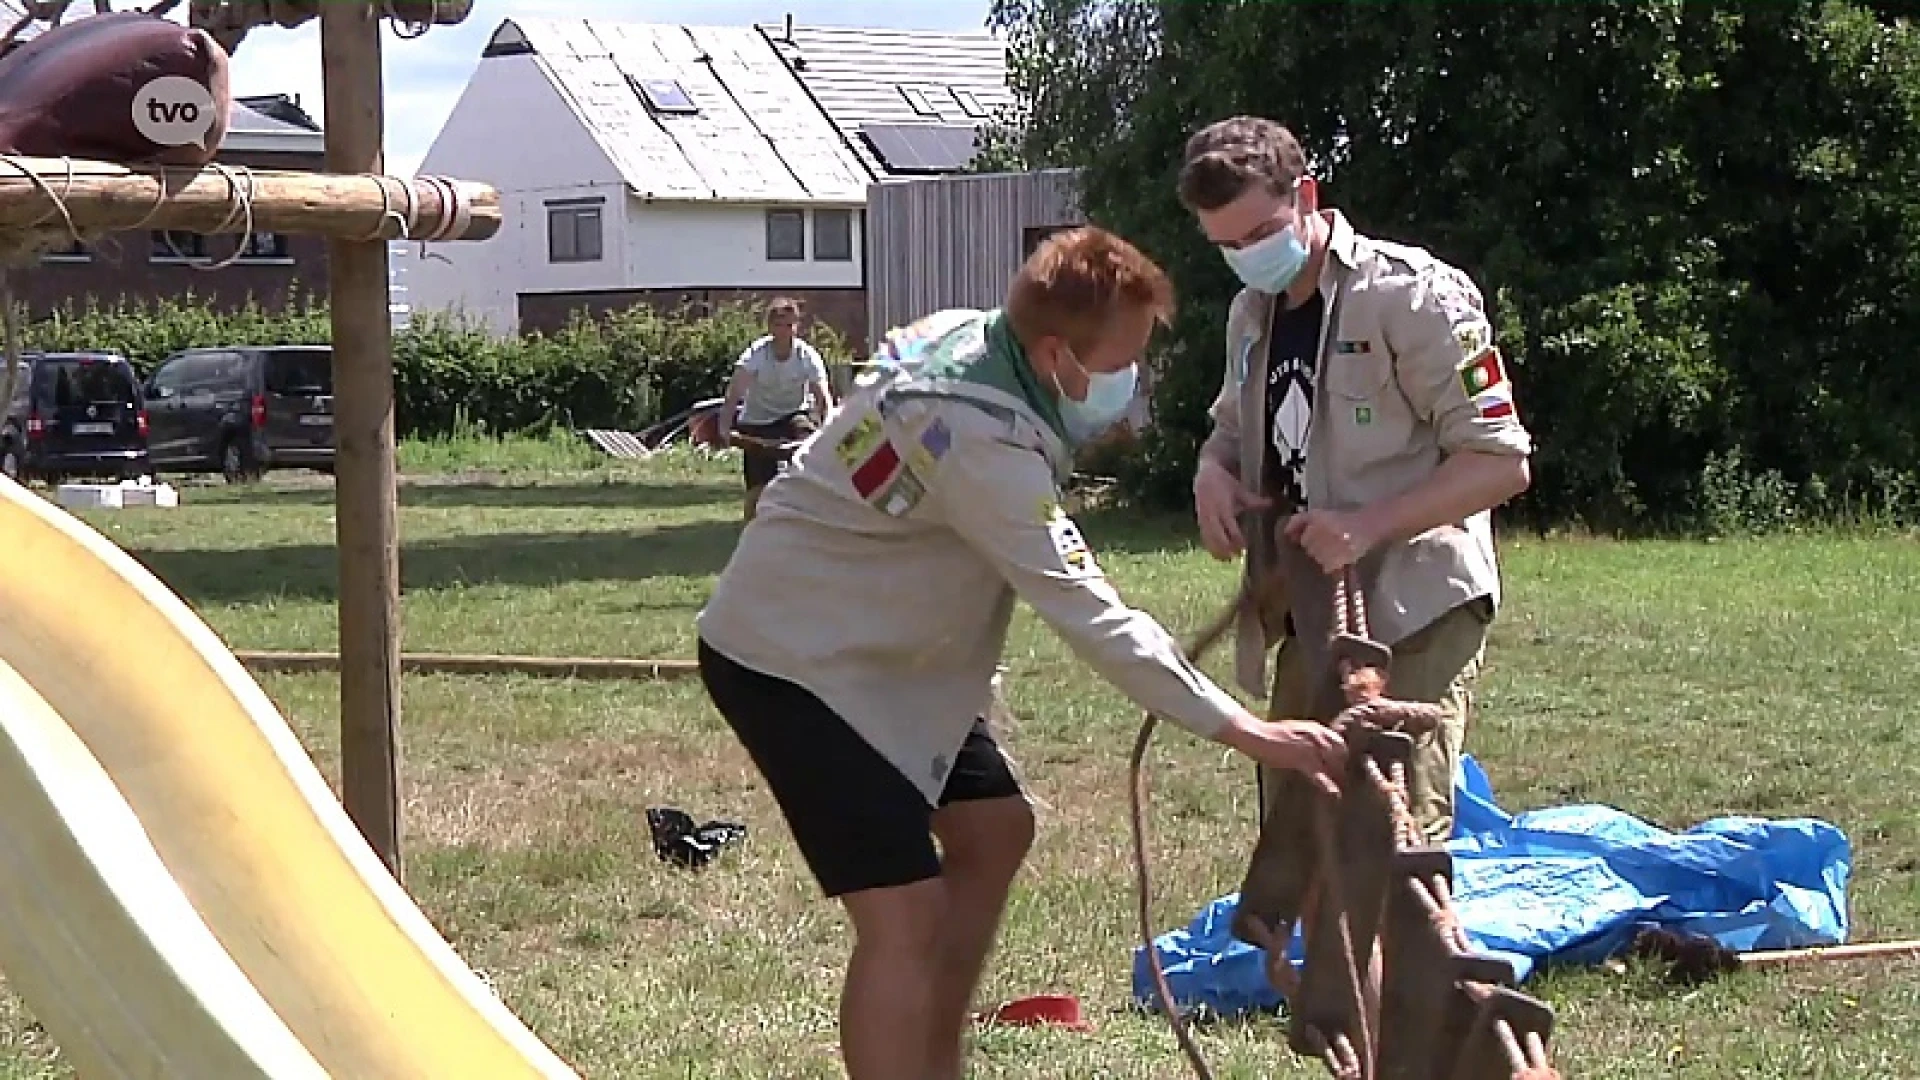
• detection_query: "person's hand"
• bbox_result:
[1284,507,1388,575]
[1220,710,1347,795]
[1193,458,1270,561]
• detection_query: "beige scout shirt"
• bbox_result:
[1199,210,1535,697]
[697,309,1247,806]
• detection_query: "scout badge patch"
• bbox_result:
[1458,346,1515,419]
[835,410,951,516]
[1453,317,1492,360]
[1039,499,1100,579]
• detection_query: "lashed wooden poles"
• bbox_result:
[0,156,498,241]
[322,0,402,880]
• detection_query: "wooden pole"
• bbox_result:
[1740,939,1920,969]
[232,650,703,681]
[0,158,500,241]
[322,0,402,880]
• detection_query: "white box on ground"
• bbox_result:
[56,484,124,510]
[119,482,179,508]
[55,479,180,510]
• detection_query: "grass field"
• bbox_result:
[3,439,1918,1079]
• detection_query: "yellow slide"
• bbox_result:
[0,475,580,1080]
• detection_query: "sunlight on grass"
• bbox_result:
[2,453,1918,1078]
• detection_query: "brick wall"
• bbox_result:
[13,149,330,321]
[518,286,869,355]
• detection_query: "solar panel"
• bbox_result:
[858,123,981,174]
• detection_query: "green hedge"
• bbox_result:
[14,292,854,440]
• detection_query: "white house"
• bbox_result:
[405,16,1011,349]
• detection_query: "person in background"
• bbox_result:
[715,296,836,520]
[1176,114,1534,843]
[694,226,1346,1080]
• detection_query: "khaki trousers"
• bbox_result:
[1258,600,1490,844]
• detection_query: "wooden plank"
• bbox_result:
[1740,940,1920,969]
[235,651,701,681]
[322,0,402,881]
[0,158,498,241]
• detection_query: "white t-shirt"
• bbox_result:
[736,336,828,424]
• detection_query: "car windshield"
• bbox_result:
[264,351,332,396]
[43,359,137,407]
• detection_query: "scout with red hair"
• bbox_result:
[694,225,1346,1079]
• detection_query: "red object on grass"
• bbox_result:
[977,994,1091,1032]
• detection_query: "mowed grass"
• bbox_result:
[3,440,1919,1079]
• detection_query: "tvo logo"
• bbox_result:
[131,75,218,149]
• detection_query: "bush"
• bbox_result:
[11,293,855,441]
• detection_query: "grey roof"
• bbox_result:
[227,101,318,137]
[492,17,872,204]
[235,94,322,132]
[759,23,1013,177]
[219,99,325,153]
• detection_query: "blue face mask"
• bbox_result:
[1221,220,1310,294]
[1053,349,1138,445]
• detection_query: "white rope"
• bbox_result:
[158,162,258,271]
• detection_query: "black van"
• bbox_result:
[0,351,151,484]
[144,345,335,482]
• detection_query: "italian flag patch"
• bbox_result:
[1459,347,1515,419]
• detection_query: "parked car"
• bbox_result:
[143,345,334,482]
[0,350,151,485]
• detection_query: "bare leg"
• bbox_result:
[924,796,1035,1080]
[744,483,765,521]
[840,877,948,1080]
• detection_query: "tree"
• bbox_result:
[988,0,1920,531]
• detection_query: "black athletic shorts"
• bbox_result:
[697,637,1024,898]
[735,412,814,489]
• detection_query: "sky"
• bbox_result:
[218,0,998,176]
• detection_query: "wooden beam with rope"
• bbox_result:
[0,0,495,879]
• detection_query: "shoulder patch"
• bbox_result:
[904,414,954,477]
[834,413,922,515]
[1453,317,1494,360]
[833,406,955,517]
[1458,347,1517,420]
[1038,500,1101,580]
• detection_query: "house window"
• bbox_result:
[40,236,89,262]
[237,231,290,261]
[547,201,603,263]
[813,209,853,262]
[631,76,698,116]
[1023,224,1075,258]
[950,87,987,119]
[766,209,805,261]
[151,230,207,262]
[898,86,939,117]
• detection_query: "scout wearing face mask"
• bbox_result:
[1051,346,1139,445]
[1221,215,1311,295]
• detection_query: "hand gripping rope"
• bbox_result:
[1130,528,1562,1080]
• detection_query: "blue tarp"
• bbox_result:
[1130,755,1852,1018]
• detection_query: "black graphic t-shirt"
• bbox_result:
[1263,290,1325,511]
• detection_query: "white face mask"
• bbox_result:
[1221,217,1310,294]
[1051,347,1137,445]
